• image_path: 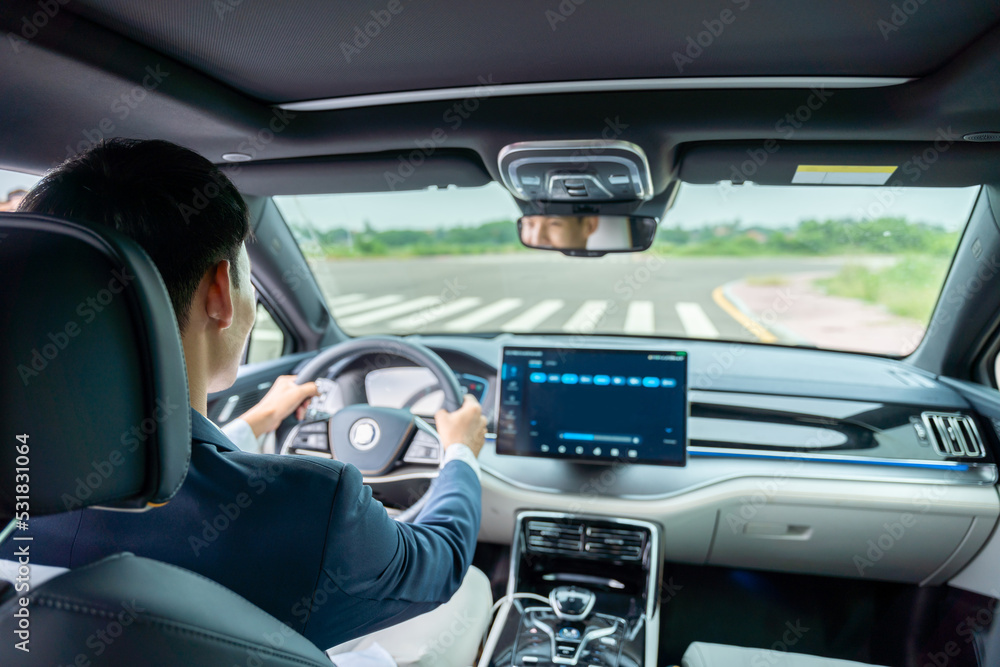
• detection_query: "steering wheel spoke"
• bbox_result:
[402,417,444,465]
[278,335,463,521]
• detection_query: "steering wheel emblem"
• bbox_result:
[349,418,381,451]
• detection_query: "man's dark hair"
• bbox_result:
[20,138,251,332]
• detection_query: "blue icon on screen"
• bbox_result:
[594,375,611,385]
[627,377,641,386]
[612,376,625,386]
[660,378,677,388]
[642,377,660,388]
[548,374,561,383]
[561,373,579,384]
[529,372,547,383]
[528,360,543,368]
[580,375,593,384]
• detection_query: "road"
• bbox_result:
[303,253,861,341]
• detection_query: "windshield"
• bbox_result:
[276,182,980,356]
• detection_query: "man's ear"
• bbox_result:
[583,217,599,236]
[204,260,235,329]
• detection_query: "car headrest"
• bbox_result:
[0,212,191,518]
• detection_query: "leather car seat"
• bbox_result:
[0,212,334,666]
[681,641,888,667]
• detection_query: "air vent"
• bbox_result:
[526,520,583,555]
[525,519,647,561]
[584,526,646,561]
[921,412,985,458]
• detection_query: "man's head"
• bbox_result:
[520,214,599,249]
[20,138,255,395]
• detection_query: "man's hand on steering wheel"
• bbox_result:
[435,395,488,458]
[240,375,320,437]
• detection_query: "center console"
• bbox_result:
[480,511,662,667]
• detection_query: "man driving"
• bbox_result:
[0,138,489,662]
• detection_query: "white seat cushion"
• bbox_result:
[682,642,887,667]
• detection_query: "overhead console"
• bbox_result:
[498,140,655,203]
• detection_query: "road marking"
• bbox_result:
[711,286,778,343]
[624,301,655,335]
[501,299,565,332]
[339,296,441,328]
[563,300,610,333]
[333,294,403,317]
[676,302,719,338]
[443,298,523,331]
[387,297,482,330]
[327,293,366,307]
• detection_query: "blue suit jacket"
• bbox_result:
[0,409,482,649]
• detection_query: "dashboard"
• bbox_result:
[310,367,489,418]
[293,332,1000,590]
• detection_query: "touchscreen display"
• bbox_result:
[495,346,688,466]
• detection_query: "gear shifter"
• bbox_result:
[549,585,596,621]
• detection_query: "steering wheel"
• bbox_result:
[282,336,464,522]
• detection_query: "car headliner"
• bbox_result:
[2,0,1000,191]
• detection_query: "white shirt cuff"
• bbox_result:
[220,418,263,454]
[441,443,481,481]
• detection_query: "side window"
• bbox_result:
[0,168,40,211]
[245,302,287,365]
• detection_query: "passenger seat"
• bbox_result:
[681,642,887,667]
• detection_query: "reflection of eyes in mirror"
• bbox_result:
[517,215,657,253]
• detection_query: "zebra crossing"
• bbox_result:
[329,293,728,337]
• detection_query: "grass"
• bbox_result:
[815,255,952,322]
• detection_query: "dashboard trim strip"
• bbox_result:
[688,447,973,471]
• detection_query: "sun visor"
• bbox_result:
[679,141,1000,187]
[224,149,491,196]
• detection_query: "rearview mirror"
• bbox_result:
[517,215,657,256]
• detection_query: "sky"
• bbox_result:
[1,166,979,233]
